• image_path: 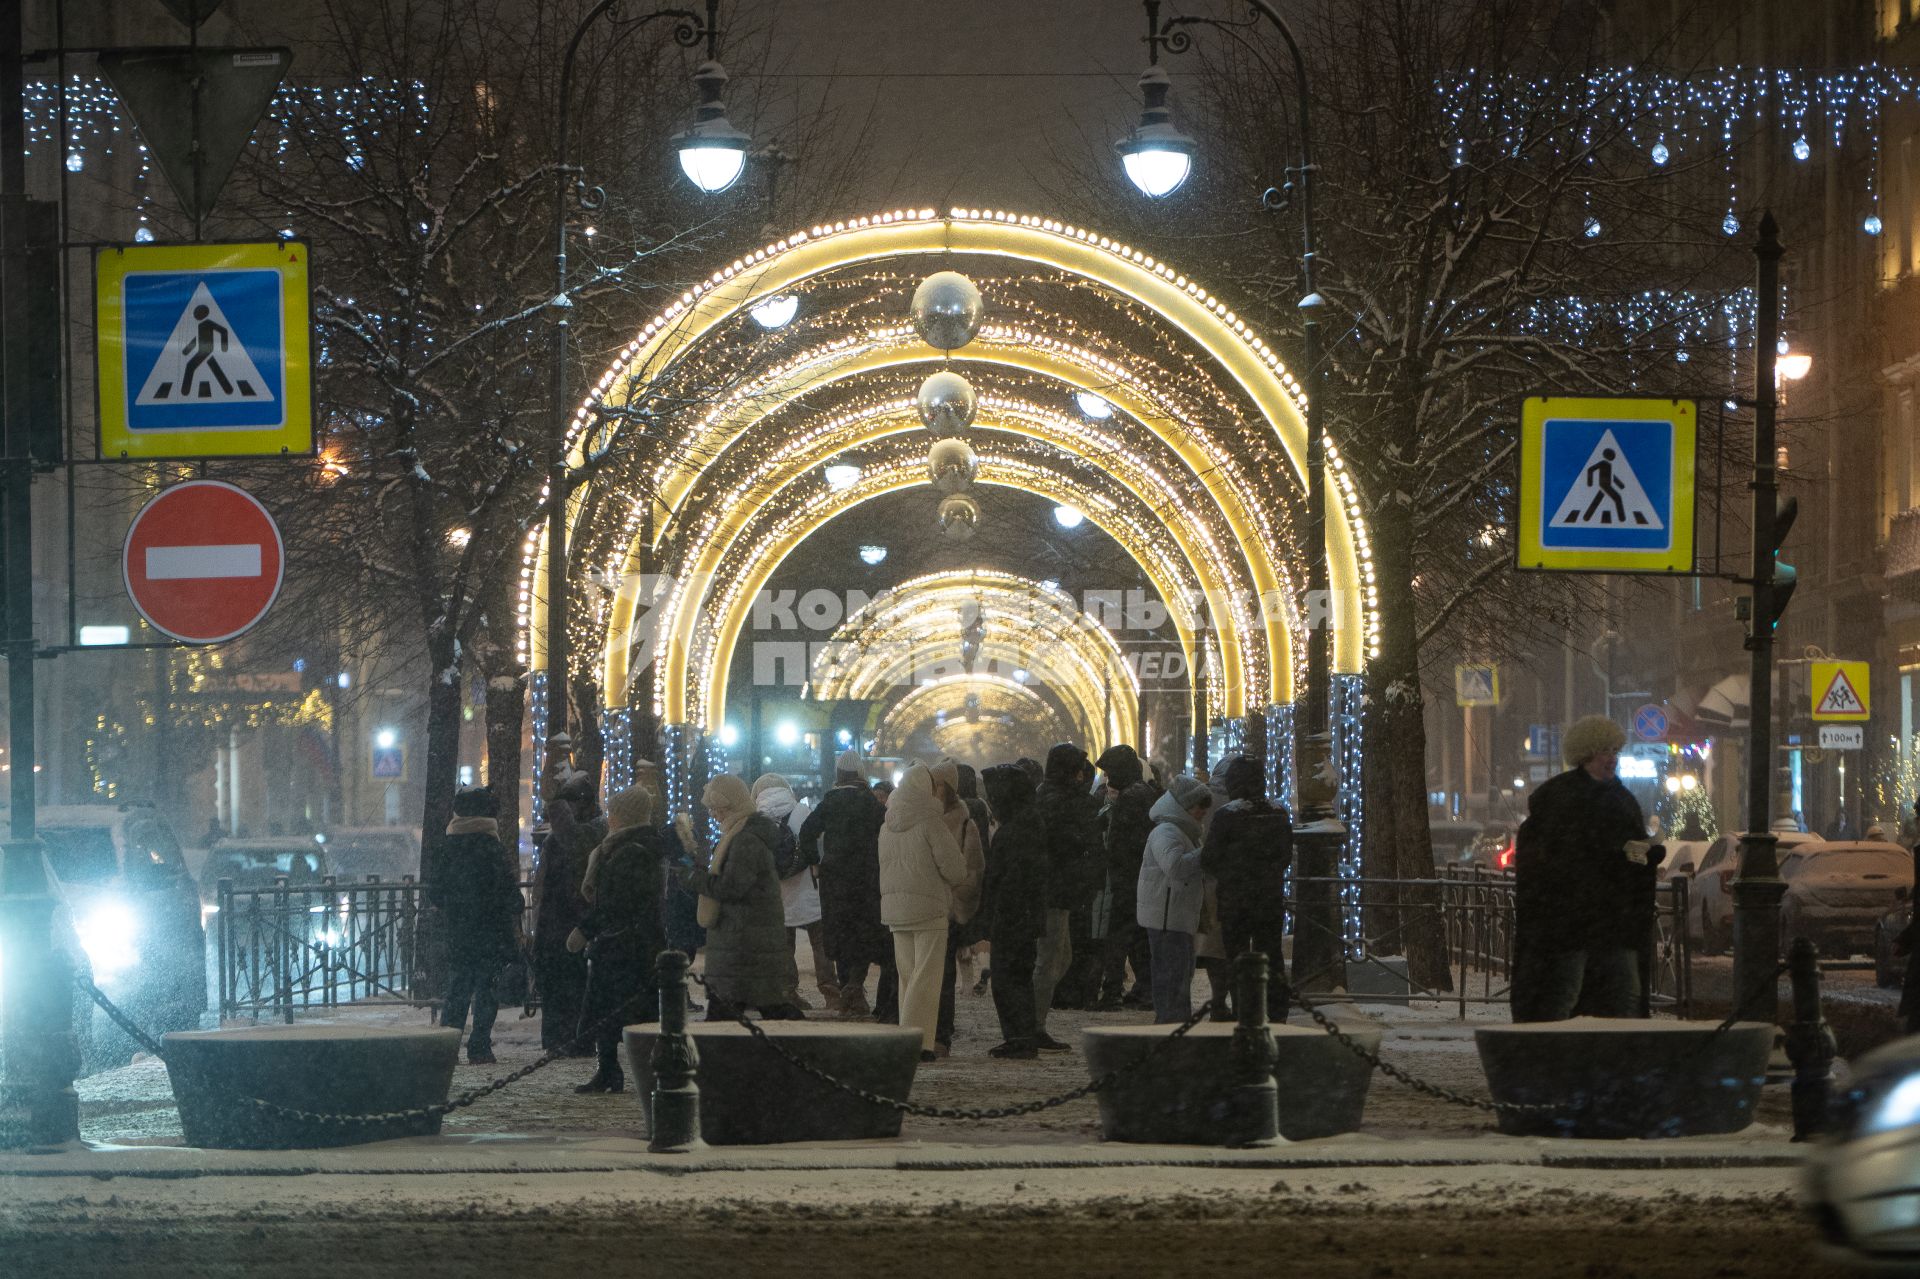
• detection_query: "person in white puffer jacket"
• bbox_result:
[1135,774,1213,1024]
[879,762,968,1058]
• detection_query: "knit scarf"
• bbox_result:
[445,816,498,838]
[698,780,754,928]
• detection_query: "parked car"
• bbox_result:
[1876,902,1912,989]
[1806,1032,1920,1261]
[1691,824,1823,954]
[1658,838,1713,884]
[319,825,421,881]
[1777,842,1912,961]
[1427,819,1484,867]
[1467,822,1518,871]
[203,835,330,893]
[25,804,206,1069]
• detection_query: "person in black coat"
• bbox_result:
[1033,742,1103,1047]
[1095,744,1160,1010]
[428,785,523,1065]
[1199,755,1292,1018]
[799,750,896,1019]
[982,763,1049,1058]
[532,774,606,1053]
[567,786,669,1094]
[1512,716,1663,1021]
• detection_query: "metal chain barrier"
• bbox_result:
[79,971,639,1132]
[1286,959,1793,1116]
[691,972,1216,1121]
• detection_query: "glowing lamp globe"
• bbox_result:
[673,62,750,194]
[1116,67,1195,199]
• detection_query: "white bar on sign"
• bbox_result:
[145,544,263,580]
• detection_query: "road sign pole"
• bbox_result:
[0,7,79,1148]
[1734,211,1787,1025]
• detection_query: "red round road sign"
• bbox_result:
[123,480,285,643]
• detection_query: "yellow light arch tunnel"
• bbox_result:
[525,207,1377,733]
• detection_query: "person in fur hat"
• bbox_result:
[1511,715,1663,1021]
[684,774,805,1020]
[566,786,670,1093]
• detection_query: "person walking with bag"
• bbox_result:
[878,762,968,1060]
[567,786,668,1094]
[684,774,805,1021]
[1136,775,1213,1024]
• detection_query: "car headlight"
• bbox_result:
[1859,1073,1920,1137]
[76,900,141,979]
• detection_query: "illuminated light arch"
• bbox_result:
[875,673,1078,761]
[808,571,1142,746]
[587,331,1278,707]
[522,209,1381,729]
[683,458,1220,734]
[604,396,1262,723]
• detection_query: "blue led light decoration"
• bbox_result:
[1331,674,1367,954]
[602,706,634,795]
[528,671,549,828]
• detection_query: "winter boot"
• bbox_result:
[574,1065,624,1094]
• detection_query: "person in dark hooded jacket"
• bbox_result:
[1032,742,1102,1048]
[428,785,523,1065]
[1200,754,1292,1018]
[982,763,1048,1057]
[799,750,895,1019]
[532,774,605,1053]
[567,786,668,1093]
[1095,744,1160,1010]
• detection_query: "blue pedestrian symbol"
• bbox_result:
[1539,418,1674,553]
[123,269,284,431]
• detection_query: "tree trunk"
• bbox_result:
[570,672,603,795]
[418,635,464,859]
[1371,502,1452,992]
[484,672,526,865]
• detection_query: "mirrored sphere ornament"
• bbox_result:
[928,439,978,494]
[938,493,980,543]
[911,271,984,351]
[917,370,976,436]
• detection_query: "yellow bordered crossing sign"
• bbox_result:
[1811,660,1870,722]
[1455,663,1500,707]
[95,240,312,459]
[1517,396,1696,573]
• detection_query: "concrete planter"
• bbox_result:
[163,1024,460,1149]
[1082,1022,1378,1143]
[625,1021,922,1144]
[1473,1017,1775,1138]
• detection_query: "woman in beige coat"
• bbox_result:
[878,762,968,1058]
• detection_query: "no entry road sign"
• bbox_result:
[123,480,284,643]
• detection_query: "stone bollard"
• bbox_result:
[647,950,704,1153]
[1225,951,1282,1147]
[1784,937,1837,1142]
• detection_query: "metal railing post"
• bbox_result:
[216,877,231,1022]
[1226,951,1282,1147]
[1785,937,1836,1141]
[648,950,704,1153]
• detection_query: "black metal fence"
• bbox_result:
[215,876,535,1022]
[1287,867,1692,1018]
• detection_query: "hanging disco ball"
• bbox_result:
[911,271,983,351]
[917,370,976,436]
[938,493,980,542]
[927,438,978,494]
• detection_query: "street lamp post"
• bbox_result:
[544,0,741,760]
[1120,0,1344,988]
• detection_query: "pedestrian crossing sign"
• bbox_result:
[1455,663,1500,707]
[1811,661,1870,722]
[95,240,312,459]
[1517,396,1696,573]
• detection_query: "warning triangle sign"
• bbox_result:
[1816,669,1867,717]
[135,282,274,407]
[1549,429,1664,530]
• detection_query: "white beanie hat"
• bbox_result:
[835,748,864,776]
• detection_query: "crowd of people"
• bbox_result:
[424,740,1300,1080]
